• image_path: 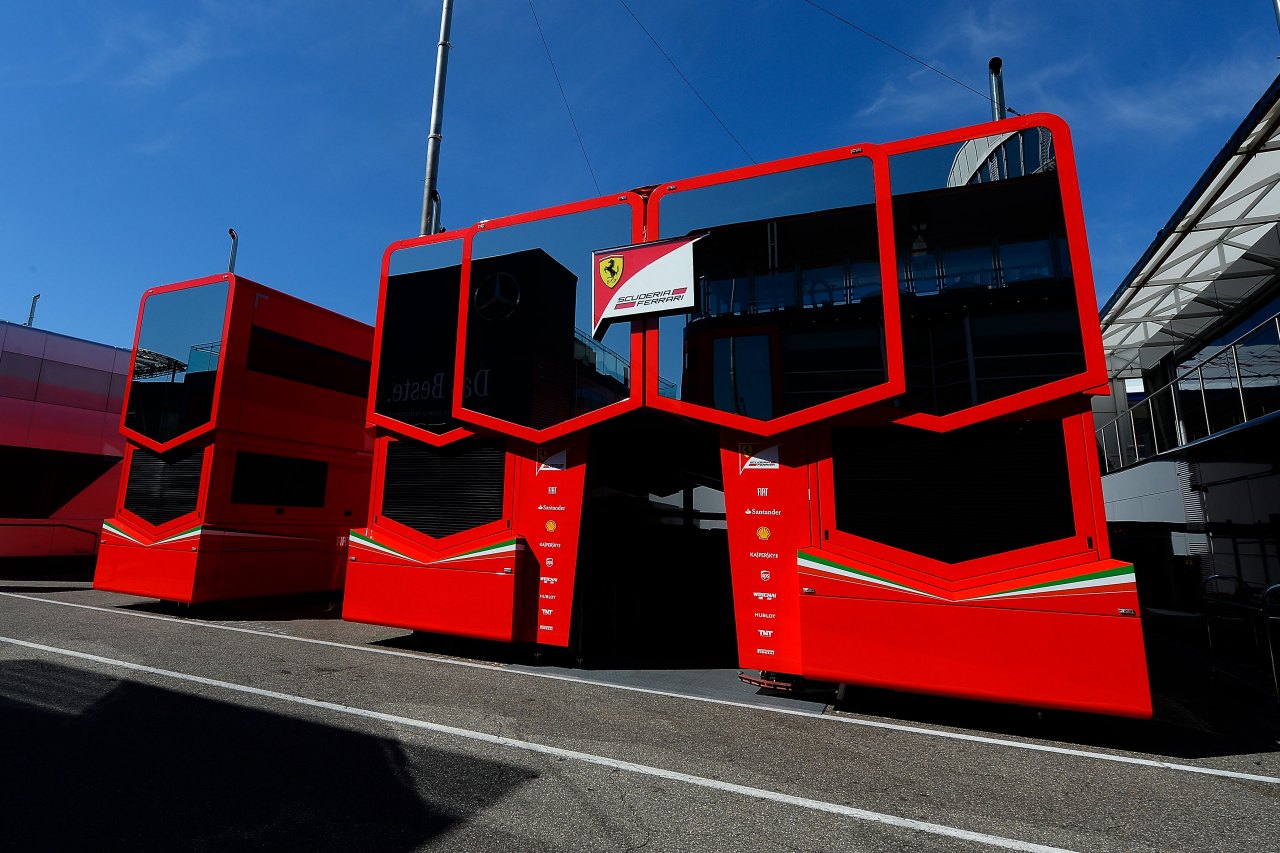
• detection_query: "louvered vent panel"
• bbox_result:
[382,439,505,538]
[124,446,204,526]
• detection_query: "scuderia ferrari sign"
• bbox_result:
[591,235,703,339]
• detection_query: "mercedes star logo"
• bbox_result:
[473,271,521,321]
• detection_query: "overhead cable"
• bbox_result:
[528,0,602,194]
[801,0,1021,116]
[617,0,757,164]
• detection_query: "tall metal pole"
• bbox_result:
[988,57,1007,121]
[420,0,455,236]
[24,294,40,327]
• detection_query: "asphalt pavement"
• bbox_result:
[0,575,1276,852]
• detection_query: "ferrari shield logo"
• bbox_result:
[599,255,624,289]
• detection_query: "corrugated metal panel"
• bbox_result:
[123,447,204,526]
[382,439,505,539]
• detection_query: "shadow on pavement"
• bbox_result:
[122,592,345,623]
[0,555,95,582]
[0,658,533,852]
[830,676,1279,763]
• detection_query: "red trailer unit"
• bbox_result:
[343,196,643,645]
[93,274,374,603]
[347,114,1151,716]
[647,115,1149,717]
[0,322,129,558]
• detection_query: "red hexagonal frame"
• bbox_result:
[367,228,477,448]
[451,192,647,443]
[878,113,1109,433]
[642,143,904,436]
[118,274,236,455]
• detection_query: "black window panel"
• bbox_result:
[830,422,1075,564]
[0,446,119,518]
[246,326,371,398]
[892,172,1086,415]
[679,204,887,417]
[230,452,328,507]
[374,266,463,433]
[124,447,204,526]
[382,439,505,539]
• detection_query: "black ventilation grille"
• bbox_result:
[124,446,205,526]
[831,422,1075,564]
[381,439,505,538]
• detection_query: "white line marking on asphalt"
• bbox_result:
[3,590,1277,786]
[0,634,1075,853]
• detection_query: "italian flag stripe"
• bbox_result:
[971,566,1136,600]
[348,530,419,563]
[798,551,1135,604]
[102,521,140,544]
[437,538,523,563]
[798,552,942,599]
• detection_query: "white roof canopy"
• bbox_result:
[1100,77,1280,379]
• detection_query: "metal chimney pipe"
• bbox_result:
[25,294,40,327]
[988,57,1006,121]
[227,228,238,273]
[420,0,455,237]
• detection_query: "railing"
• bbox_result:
[1097,311,1280,472]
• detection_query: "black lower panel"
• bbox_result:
[831,421,1075,563]
[123,447,204,527]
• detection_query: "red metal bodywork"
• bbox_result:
[0,322,129,558]
[93,275,374,603]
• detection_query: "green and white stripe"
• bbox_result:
[102,522,201,546]
[436,538,524,563]
[798,550,1136,603]
[102,521,140,544]
[968,565,1136,601]
[348,532,523,566]
[348,530,422,564]
[797,551,944,599]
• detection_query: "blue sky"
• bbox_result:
[2,0,1277,346]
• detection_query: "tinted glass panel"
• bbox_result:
[462,205,634,430]
[374,239,465,433]
[889,128,1085,415]
[831,421,1075,563]
[124,282,229,443]
[656,157,885,418]
[231,452,327,507]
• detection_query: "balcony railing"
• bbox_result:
[1097,311,1280,472]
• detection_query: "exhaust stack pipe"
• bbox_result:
[227,228,239,274]
[24,293,40,327]
[988,57,1007,121]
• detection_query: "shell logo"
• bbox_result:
[545,520,558,533]
[756,526,771,541]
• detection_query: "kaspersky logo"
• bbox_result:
[599,255,623,289]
